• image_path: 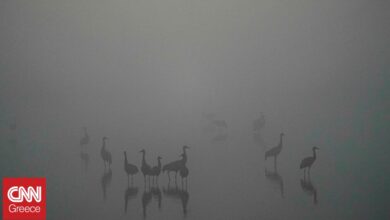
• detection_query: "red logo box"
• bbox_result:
[3,178,46,220]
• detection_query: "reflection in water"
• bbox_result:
[163,182,190,217]
[124,183,139,213]
[80,150,89,171]
[101,168,112,201]
[300,174,318,205]
[265,167,284,198]
[142,186,152,218]
[151,186,162,210]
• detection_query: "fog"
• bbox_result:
[0,0,389,219]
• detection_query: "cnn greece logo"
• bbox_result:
[3,178,46,220]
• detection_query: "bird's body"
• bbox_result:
[101,137,112,168]
[151,156,162,183]
[139,149,152,183]
[124,151,138,183]
[300,147,319,175]
[163,146,189,181]
[265,133,284,161]
[80,127,90,147]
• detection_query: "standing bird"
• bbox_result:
[80,127,90,147]
[151,156,162,184]
[179,153,189,187]
[163,146,189,182]
[265,133,285,164]
[101,137,112,168]
[124,151,138,184]
[300,146,319,176]
[139,149,152,184]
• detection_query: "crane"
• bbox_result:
[265,133,284,164]
[124,151,138,184]
[162,146,189,182]
[300,146,319,176]
[100,137,112,168]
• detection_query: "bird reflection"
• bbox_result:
[101,168,112,201]
[163,182,189,217]
[124,183,138,213]
[80,150,89,171]
[265,167,284,198]
[142,186,152,218]
[300,174,318,204]
[151,186,162,210]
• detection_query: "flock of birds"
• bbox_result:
[77,112,321,217]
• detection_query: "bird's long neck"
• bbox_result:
[312,149,316,159]
[124,153,128,164]
[279,135,283,147]
[102,139,106,149]
[141,152,146,164]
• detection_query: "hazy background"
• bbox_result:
[0,0,389,219]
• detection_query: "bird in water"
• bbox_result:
[163,146,189,182]
[151,156,162,184]
[80,127,90,147]
[124,151,138,184]
[265,133,284,164]
[179,153,189,187]
[101,137,112,169]
[139,149,152,184]
[300,146,319,176]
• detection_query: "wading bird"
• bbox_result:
[124,151,138,184]
[151,156,162,184]
[101,137,112,168]
[300,146,319,176]
[265,133,284,164]
[163,146,189,182]
[139,149,152,184]
[179,153,189,187]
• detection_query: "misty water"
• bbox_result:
[1,0,389,219]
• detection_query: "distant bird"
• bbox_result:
[151,156,162,184]
[163,146,189,181]
[80,127,90,147]
[124,151,138,184]
[265,133,285,163]
[179,153,189,186]
[253,112,265,131]
[139,149,152,183]
[101,137,112,168]
[300,146,319,175]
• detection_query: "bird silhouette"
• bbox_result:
[101,168,112,201]
[151,156,162,184]
[300,146,319,176]
[163,146,189,182]
[179,153,189,188]
[124,151,138,184]
[265,133,284,164]
[101,137,112,168]
[80,127,90,147]
[139,149,152,184]
[300,174,318,204]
